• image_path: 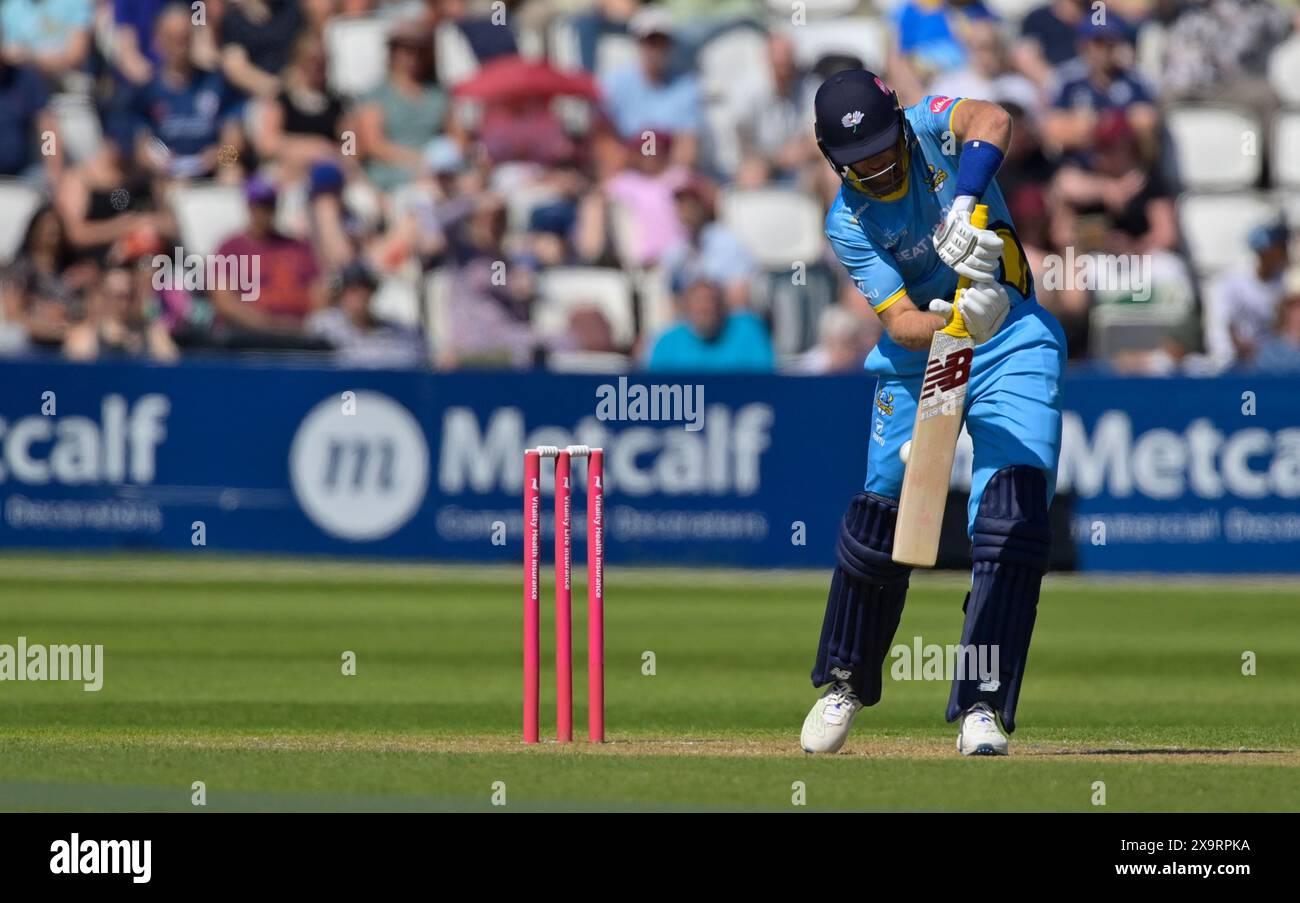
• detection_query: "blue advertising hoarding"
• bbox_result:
[0,358,1296,573]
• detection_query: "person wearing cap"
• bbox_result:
[599,7,701,167]
[800,70,1067,758]
[306,260,429,369]
[661,176,754,309]
[209,175,327,343]
[1042,12,1157,157]
[1205,220,1292,370]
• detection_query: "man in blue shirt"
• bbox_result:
[646,279,774,372]
[126,4,242,179]
[799,69,1066,757]
[1044,14,1157,157]
[599,7,702,168]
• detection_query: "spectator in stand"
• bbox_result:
[600,7,701,168]
[63,264,179,362]
[0,49,57,184]
[424,0,518,63]
[596,131,686,268]
[307,260,429,368]
[793,304,878,374]
[55,127,157,265]
[565,0,638,71]
[1204,221,1291,370]
[891,0,997,101]
[210,176,327,343]
[733,32,817,187]
[1051,110,1179,257]
[1161,0,1294,128]
[1008,183,1089,358]
[1051,109,1192,318]
[110,0,167,85]
[439,193,541,368]
[1,206,96,349]
[127,5,245,181]
[112,0,224,83]
[221,0,307,101]
[1,0,92,85]
[1253,294,1300,374]
[1042,15,1158,159]
[356,22,450,193]
[661,176,753,309]
[1015,0,1089,83]
[253,32,347,181]
[930,18,1037,108]
[994,95,1056,202]
[646,278,774,372]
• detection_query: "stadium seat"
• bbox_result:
[548,17,581,71]
[0,180,43,266]
[170,182,249,258]
[372,270,422,329]
[983,0,1041,18]
[719,187,825,267]
[753,264,838,357]
[436,22,479,86]
[697,24,772,113]
[1134,19,1166,90]
[275,179,311,239]
[535,267,636,348]
[424,267,453,350]
[1268,34,1300,107]
[1271,112,1300,190]
[1177,192,1278,276]
[784,17,887,72]
[1165,105,1261,191]
[50,94,102,163]
[324,16,389,98]
[634,266,675,338]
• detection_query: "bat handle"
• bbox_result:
[944,203,989,338]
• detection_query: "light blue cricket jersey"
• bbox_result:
[825,95,1041,379]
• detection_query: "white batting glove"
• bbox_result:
[932,195,1003,283]
[929,280,1009,344]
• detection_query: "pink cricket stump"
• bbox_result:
[522,451,541,744]
[554,450,573,742]
[587,450,605,742]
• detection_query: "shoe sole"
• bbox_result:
[962,743,1007,756]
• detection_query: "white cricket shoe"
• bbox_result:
[800,681,862,753]
[956,702,1008,756]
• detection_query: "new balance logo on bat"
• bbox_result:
[920,347,973,401]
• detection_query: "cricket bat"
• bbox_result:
[892,204,988,567]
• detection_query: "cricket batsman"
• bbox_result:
[800,69,1067,756]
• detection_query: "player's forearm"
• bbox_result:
[884,307,946,351]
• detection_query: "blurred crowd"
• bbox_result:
[1,0,1299,375]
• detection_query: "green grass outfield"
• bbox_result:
[0,555,1296,812]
